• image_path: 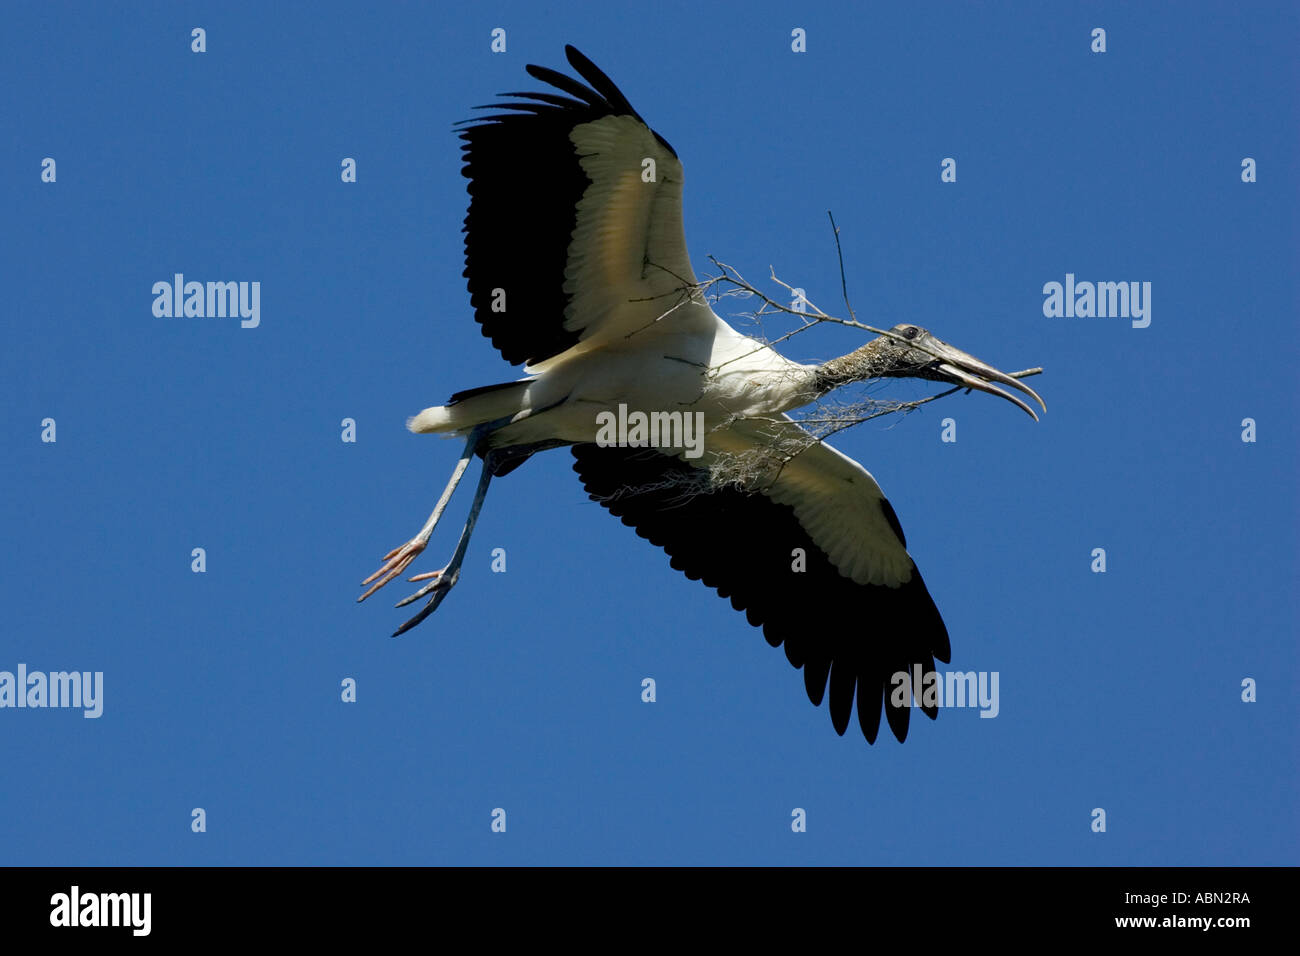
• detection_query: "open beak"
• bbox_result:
[928,340,1046,421]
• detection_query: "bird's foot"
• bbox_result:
[390,566,461,635]
[397,566,459,606]
[357,537,428,602]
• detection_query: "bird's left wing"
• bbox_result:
[458,45,712,372]
[571,416,951,744]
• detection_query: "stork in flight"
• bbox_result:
[360,46,1044,744]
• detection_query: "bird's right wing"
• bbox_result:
[571,416,951,744]
[458,45,713,372]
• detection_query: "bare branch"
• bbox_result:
[827,210,857,323]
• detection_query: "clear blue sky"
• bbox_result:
[2,1,1295,865]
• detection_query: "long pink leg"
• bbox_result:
[358,429,481,603]
[388,456,495,635]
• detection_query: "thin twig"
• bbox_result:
[827,210,857,323]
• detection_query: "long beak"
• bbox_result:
[930,342,1046,421]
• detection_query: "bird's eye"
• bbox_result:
[903,326,919,340]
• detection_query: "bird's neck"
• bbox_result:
[810,339,888,399]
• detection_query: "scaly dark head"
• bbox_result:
[814,324,1046,420]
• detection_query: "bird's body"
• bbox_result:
[361,46,1044,745]
[409,306,813,448]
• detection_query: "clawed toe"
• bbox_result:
[358,539,428,602]
[395,568,459,608]
[391,570,461,636]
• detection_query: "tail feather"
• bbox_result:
[407,379,529,434]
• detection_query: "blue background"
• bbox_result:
[2,2,1295,865]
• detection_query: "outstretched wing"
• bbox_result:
[458,45,710,371]
[571,417,951,744]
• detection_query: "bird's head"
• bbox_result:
[817,324,1046,420]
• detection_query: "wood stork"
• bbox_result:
[360,46,1044,744]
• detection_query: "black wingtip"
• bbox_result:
[563,44,597,78]
[563,45,640,118]
[857,678,883,744]
[885,678,912,743]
